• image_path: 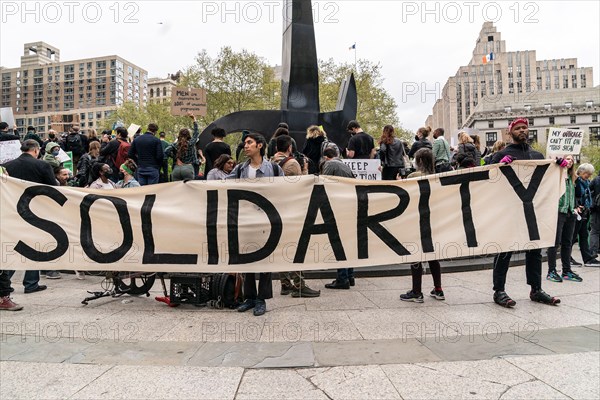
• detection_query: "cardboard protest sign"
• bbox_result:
[342,159,382,180]
[127,124,141,139]
[0,161,562,273]
[0,107,15,128]
[171,88,207,116]
[0,140,21,164]
[56,149,71,164]
[546,128,584,156]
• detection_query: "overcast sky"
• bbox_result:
[1,0,599,132]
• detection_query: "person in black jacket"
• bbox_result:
[0,122,20,142]
[590,174,600,259]
[2,140,57,294]
[489,118,560,308]
[128,123,164,186]
[408,126,433,158]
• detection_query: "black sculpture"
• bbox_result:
[197,0,357,151]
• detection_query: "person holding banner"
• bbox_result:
[490,118,562,307]
[400,148,445,303]
[228,133,284,316]
[546,155,582,283]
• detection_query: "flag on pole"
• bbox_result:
[349,43,356,51]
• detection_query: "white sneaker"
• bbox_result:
[75,271,86,280]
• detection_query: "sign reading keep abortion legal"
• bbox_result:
[0,161,563,273]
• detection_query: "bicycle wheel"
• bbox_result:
[114,272,156,295]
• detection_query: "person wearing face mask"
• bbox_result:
[87,163,116,189]
[42,142,63,169]
[116,159,140,189]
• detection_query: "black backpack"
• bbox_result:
[66,134,84,156]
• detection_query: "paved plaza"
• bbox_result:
[1,258,599,399]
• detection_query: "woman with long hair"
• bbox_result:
[483,140,506,165]
[547,155,583,283]
[165,114,200,181]
[379,125,407,180]
[207,154,236,180]
[76,140,100,187]
[400,148,444,303]
[302,125,327,175]
[456,131,477,166]
[116,159,140,188]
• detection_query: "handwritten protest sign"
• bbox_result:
[0,107,15,128]
[171,88,207,116]
[546,128,584,156]
[342,159,382,180]
[0,140,21,164]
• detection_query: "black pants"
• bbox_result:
[493,249,542,292]
[0,270,12,297]
[243,273,273,300]
[572,216,594,262]
[411,261,442,294]
[382,166,401,180]
[547,212,576,273]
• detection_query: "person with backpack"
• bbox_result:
[454,131,478,167]
[99,127,130,182]
[165,114,201,181]
[227,133,284,316]
[63,126,88,170]
[76,141,100,187]
[432,128,453,173]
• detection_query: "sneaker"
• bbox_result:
[493,290,516,308]
[75,271,86,280]
[430,289,445,300]
[253,300,266,316]
[400,290,424,303]
[0,296,23,311]
[280,282,294,296]
[546,270,563,282]
[570,258,583,267]
[562,271,583,282]
[530,289,560,305]
[584,258,600,267]
[291,285,321,298]
[45,271,61,279]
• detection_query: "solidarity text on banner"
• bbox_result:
[0,161,563,273]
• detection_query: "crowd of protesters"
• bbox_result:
[1,116,599,315]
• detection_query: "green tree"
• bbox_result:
[179,46,280,126]
[100,102,192,142]
[319,58,412,142]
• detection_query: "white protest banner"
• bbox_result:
[56,148,71,163]
[127,124,141,139]
[0,140,21,164]
[0,161,562,273]
[342,159,382,180]
[546,128,584,156]
[171,88,207,116]
[0,107,15,128]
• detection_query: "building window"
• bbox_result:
[150,88,154,97]
[163,87,167,97]
[590,127,600,144]
[570,116,576,124]
[593,115,599,123]
[528,118,534,126]
[486,132,497,147]
[549,116,555,124]
[488,121,494,128]
[528,130,538,143]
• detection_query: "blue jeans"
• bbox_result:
[337,268,354,282]
[6,270,41,292]
[137,167,160,186]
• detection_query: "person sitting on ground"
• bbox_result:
[116,159,140,189]
[400,148,445,303]
[206,154,235,181]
